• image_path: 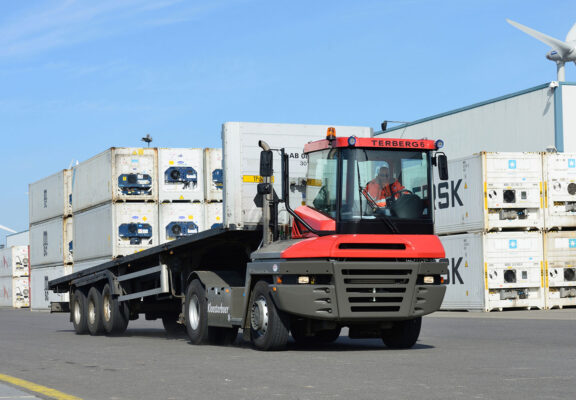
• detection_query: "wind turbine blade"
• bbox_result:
[507,19,573,56]
[566,22,576,43]
[0,224,17,233]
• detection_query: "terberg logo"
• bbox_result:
[434,179,463,209]
[440,257,464,284]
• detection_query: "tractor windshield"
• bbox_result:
[305,147,433,234]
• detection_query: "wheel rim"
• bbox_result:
[103,294,111,322]
[250,296,269,336]
[88,300,96,325]
[74,299,82,324]
[188,295,200,330]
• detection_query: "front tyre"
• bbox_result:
[381,317,422,349]
[249,281,289,351]
[184,279,209,345]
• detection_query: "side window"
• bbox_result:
[306,150,338,217]
[401,155,428,199]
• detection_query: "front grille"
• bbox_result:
[335,262,416,316]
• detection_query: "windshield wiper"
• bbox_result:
[358,186,399,234]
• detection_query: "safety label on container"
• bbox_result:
[508,160,517,169]
[509,239,517,249]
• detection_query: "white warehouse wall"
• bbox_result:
[377,82,569,159]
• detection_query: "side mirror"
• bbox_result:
[259,150,273,178]
[437,153,448,181]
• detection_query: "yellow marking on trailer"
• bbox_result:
[543,261,547,288]
[242,175,275,183]
[0,373,82,400]
[540,182,544,209]
[483,182,488,210]
[188,215,193,220]
[169,160,175,165]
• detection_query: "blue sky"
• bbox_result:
[1,0,576,243]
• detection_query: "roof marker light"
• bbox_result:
[348,136,357,146]
[435,139,444,149]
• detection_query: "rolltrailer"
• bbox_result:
[49,125,450,351]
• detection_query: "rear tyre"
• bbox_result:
[209,327,239,346]
[71,289,89,335]
[291,321,341,345]
[162,314,186,336]
[101,283,129,335]
[185,279,209,344]
[314,327,342,343]
[87,286,105,336]
[381,317,422,349]
[249,281,289,351]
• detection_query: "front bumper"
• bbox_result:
[267,260,447,321]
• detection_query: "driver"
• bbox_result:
[365,166,405,206]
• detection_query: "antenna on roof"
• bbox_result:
[141,134,153,148]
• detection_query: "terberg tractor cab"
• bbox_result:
[249,128,449,349]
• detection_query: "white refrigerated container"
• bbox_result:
[433,152,543,235]
[205,202,223,230]
[29,217,71,268]
[440,231,545,311]
[158,148,204,202]
[543,153,576,229]
[222,122,372,229]
[159,202,205,244]
[73,202,158,261]
[543,231,576,308]
[30,264,71,310]
[204,148,223,202]
[0,246,29,278]
[0,276,29,308]
[29,169,72,224]
[72,147,157,212]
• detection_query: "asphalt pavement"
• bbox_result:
[0,308,574,400]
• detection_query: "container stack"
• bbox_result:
[542,153,576,308]
[435,152,546,311]
[72,147,159,259]
[0,246,30,308]
[26,146,224,309]
[158,148,205,244]
[29,170,74,310]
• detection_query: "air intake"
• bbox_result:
[339,243,406,250]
